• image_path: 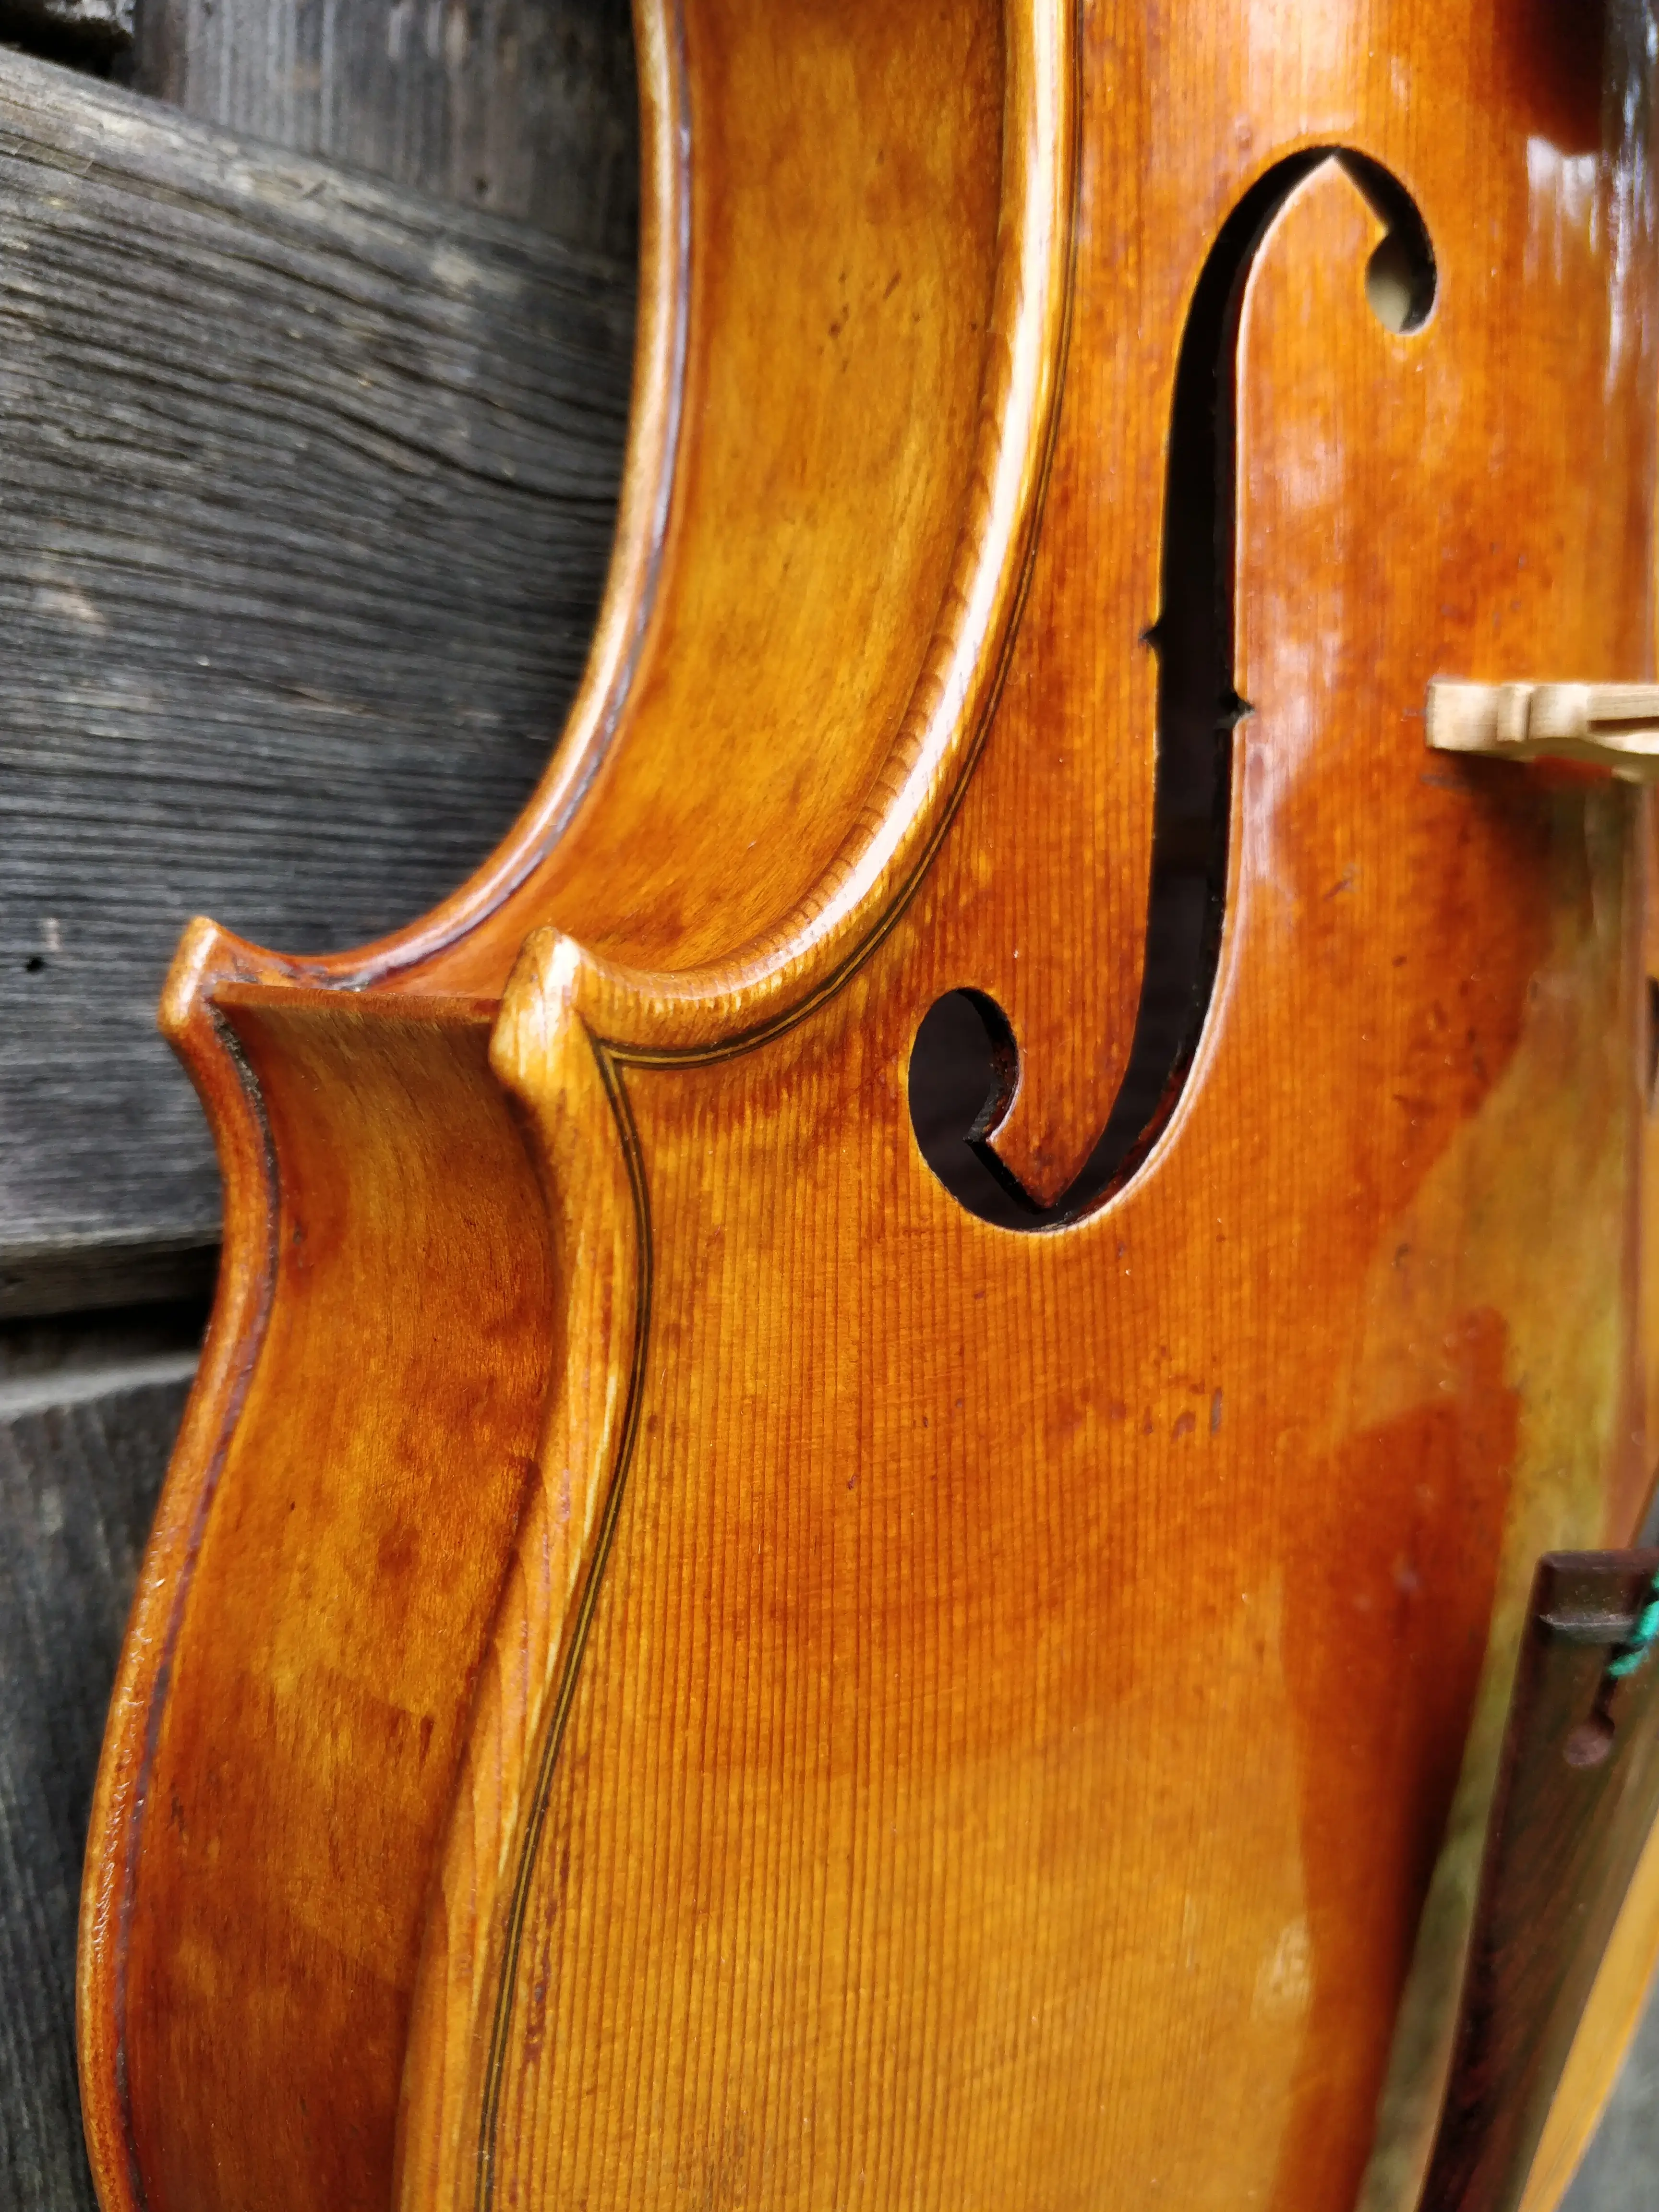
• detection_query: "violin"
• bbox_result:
[77,4,1659,2210]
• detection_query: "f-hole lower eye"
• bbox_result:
[906,991,1038,1229]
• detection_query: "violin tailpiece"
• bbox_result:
[1422,1550,1659,2212]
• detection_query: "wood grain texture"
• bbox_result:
[78,2,1659,2210]
[0,44,632,1307]
[0,1330,197,2212]
[136,0,637,259]
[1524,1782,1659,2211]
[84,937,560,2212]
[1420,1551,1659,2212]
[397,928,645,2211]
[259,0,1068,1008]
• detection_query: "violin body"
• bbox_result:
[79,5,1659,2211]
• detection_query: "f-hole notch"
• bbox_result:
[909,151,1435,1227]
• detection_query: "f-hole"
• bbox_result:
[909,151,1435,1227]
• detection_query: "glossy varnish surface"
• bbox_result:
[79,3,1659,2211]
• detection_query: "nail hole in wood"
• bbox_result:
[1565,1713,1616,1768]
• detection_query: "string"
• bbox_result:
[1608,1576,1659,1680]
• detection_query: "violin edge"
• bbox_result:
[77,922,287,2212]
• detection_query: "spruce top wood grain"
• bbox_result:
[78,4,1659,2211]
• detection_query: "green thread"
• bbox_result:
[1608,1582,1659,1680]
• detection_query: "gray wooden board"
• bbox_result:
[0,45,633,1310]
[136,0,637,258]
[0,1323,199,2211]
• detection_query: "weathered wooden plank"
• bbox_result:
[0,46,633,1308]
[0,1319,199,2210]
[136,0,637,258]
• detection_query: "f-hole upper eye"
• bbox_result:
[1342,150,1437,333]
[908,150,1436,1229]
